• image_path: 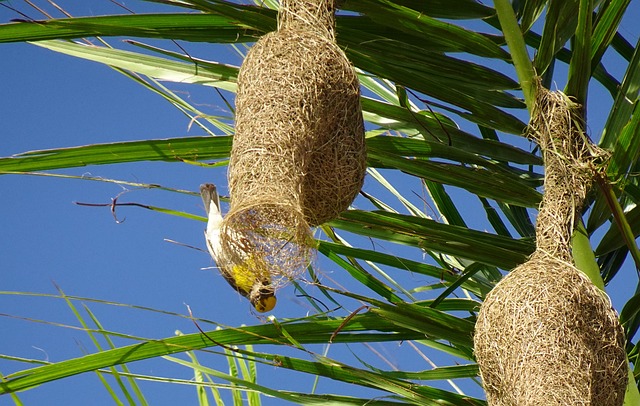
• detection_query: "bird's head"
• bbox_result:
[249,283,277,313]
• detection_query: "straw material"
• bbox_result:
[475,253,626,405]
[231,0,366,227]
[474,84,627,405]
[221,0,366,288]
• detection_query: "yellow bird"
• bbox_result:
[200,184,277,313]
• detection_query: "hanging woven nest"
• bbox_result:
[219,0,366,291]
[230,0,366,227]
[474,84,627,405]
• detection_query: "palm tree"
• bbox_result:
[1,0,639,404]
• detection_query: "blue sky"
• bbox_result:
[2,1,640,404]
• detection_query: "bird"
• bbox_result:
[200,183,277,313]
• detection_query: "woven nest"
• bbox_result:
[474,253,627,405]
[220,0,365,288]
[474,84,626,405]
[229,0,366,227]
